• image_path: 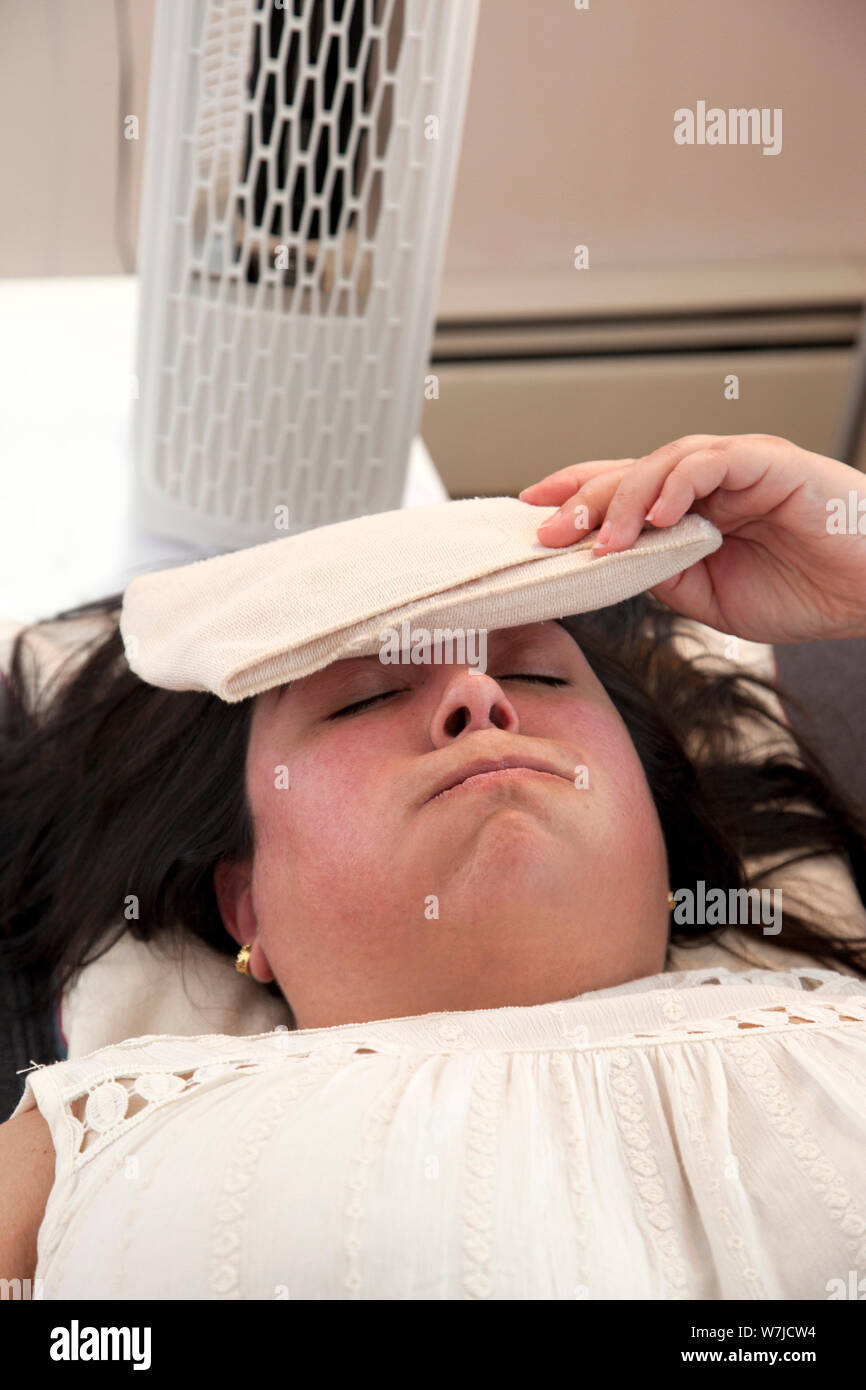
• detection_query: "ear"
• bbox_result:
[213,859,275,983]
[213,859,252,947]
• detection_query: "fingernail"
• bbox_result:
[594,520,612,549]
[538,511,559,530]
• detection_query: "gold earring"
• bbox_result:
[667,890,676,911]
[235,943,253,975]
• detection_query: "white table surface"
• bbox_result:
[0,276,448,624]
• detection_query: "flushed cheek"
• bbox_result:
[251,747,393,867]
[576,712,660,836]
[559,703,640,783]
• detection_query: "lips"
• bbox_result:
[426,756,570,804]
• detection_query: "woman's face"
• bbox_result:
[214,620,670,1028]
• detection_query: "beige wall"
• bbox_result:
[0,0,154,276]
[2,0,864,477]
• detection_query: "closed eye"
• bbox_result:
[502,675,568,687]
[328,674,567,720]
[328,691,403,719]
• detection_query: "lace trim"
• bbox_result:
[343,1057,426,1300]
[210,1048,351,1299]
[549,1051,591,1296]
[52,1038,364,1172]
[112,1119,168,1294]
[677,1067,768,1299]
[462,1052,509,1300]
[607,1000,866,1049]
[607,1048,690,1300]
[722,1035,866,1267]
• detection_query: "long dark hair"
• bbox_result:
[2,591,865,1036]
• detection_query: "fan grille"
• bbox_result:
[134,0,475,546]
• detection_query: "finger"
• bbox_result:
[536,452,687,554]
[519,459,637,506]
[520,438,722,505]
[644,445,773,530]
[588,462,676,554]
[527,437,723,550]
[592,438,771,555]
[534,471,629,547]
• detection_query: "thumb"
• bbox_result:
[648,570,688,608]
[647,559,722,629]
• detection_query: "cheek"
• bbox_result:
[545,696,659,827]
[248,733,405,944]
[596,719,664,852]
[247,730,392,864]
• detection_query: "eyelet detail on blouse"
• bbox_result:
[84,1082,129,1134]
[134,1073,187,1103]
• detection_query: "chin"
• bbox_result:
[480,799,573,840]
[452,807,570,886]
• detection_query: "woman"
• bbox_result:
[1,434,865,1299]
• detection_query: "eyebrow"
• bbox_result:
[275,655,382,705]
[273,629,561,705]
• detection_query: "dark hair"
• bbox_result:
[1,591,865,1037]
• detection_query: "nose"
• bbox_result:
[429,669,520,745]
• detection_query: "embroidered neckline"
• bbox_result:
[24,967,864,1181]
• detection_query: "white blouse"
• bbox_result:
[14,964,866,1301]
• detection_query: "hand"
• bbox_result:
[519,434,866,645]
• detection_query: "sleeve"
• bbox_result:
[9,1063,79,1178]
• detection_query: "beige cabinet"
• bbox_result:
[422,0,866,488]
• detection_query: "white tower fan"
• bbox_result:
[132,0,478,550]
